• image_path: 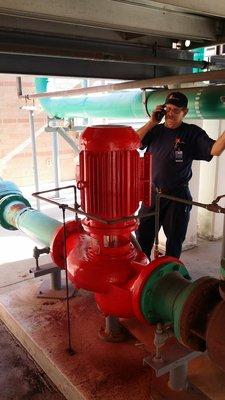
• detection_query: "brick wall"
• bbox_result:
[0,75,77,187]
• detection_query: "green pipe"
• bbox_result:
[35,78,146,119]
[0,179,62,247]
[35,77,225,120]
[220,258,225,280]
[140,260,198,342]
[150,273,202,342]
[140,261,191,325]
[147,85,225,119]
[150,272,190,323]
[140,261,220,346]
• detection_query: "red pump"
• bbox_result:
[49,125,181,325]
[65,124,155,319]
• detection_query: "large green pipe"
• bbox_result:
[140,260,221,352]
[147,85,225,119]
[35,77,225,120]
[0,178,62,247]
[35,78,146,119]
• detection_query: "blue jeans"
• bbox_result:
[136,187,192,259]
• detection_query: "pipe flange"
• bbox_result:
[50,219,84,268]
[141,261,190,324]
[178,276,220,351]
[0,194,31,230]
[132,256,190,324]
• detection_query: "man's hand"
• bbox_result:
[136,104,165,140]
[153,104,166,123]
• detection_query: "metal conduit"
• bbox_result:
[18,69,225,100]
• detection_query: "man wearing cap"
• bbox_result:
[136,91,225,259]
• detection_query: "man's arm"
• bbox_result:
[136,105,164,140]
[136,119,158,140]
[211,131,225,156]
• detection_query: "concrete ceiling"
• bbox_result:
[0,0,224,79]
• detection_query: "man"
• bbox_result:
[136,91,225,259]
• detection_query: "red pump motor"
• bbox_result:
[78,124,151,219]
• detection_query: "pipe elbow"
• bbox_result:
[50,220,84,268]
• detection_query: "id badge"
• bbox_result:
[175,150,183,162]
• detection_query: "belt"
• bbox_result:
[155,187,169,194]
[154,185,188,194]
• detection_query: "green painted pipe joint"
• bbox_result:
[0,178,62,248]
[220,258,225,280]
[0,178,22,199]
[0,194,31,230]
[140,261,220,346]
[141,261,191,324]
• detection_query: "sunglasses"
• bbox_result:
[165,106,185,114]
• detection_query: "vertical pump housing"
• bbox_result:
[78,124,151,219]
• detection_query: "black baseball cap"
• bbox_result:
[165,91,188,108]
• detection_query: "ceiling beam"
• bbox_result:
[147,0,225,18]
[0,36,208,69]
[0,53,176,80]
[0,0,218,41]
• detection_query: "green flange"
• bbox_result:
[141,261,190,324]
[140,260,214,344]
[0,179,62,247]
[220,258,225,280]
[0,194,31,230]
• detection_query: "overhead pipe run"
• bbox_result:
[34,77,225,120]
[19,69,225,100]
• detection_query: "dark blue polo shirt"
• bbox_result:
[141,122,215,191]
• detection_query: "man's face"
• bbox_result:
[164,104,188,129]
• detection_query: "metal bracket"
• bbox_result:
[29,246,76,300]
[144,341,201,377]
[144,340,202,391]
[143,323,202,392]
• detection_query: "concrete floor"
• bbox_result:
[0,321,65,400]
[0,194,224,400]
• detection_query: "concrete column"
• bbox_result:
[198,120,225,239]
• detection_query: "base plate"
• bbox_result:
[37,278,77,299]
[143,342,201,377]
